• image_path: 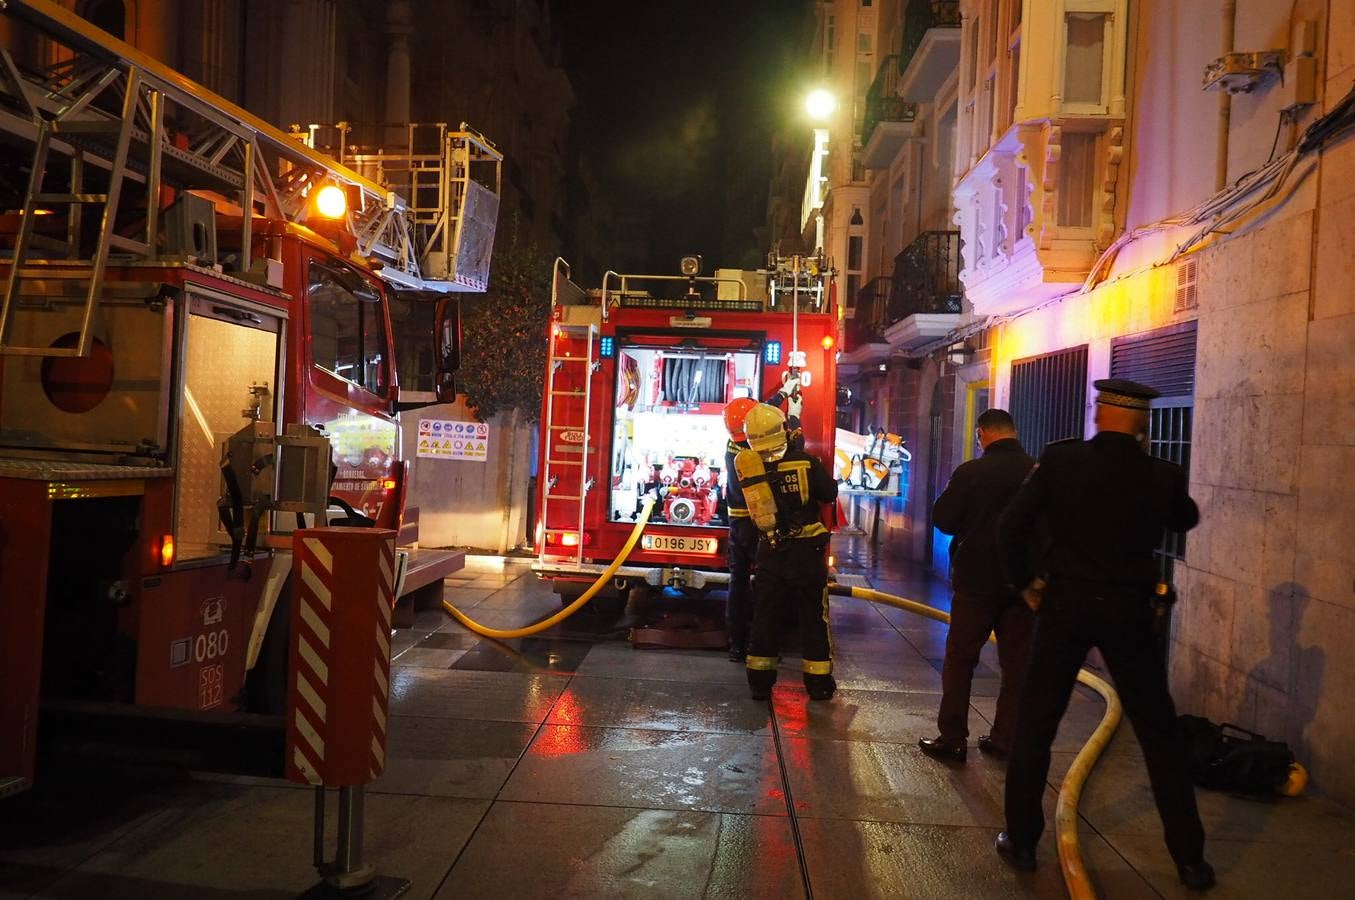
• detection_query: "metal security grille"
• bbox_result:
[1009,346,1088,456]
[1111,322,1198,574]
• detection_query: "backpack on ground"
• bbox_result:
[1177,714,1303,797]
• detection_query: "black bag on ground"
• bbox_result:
[1178,714,1295,796]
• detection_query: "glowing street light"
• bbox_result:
[806,89,837,121]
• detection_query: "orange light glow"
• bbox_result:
[820,335,835,350]
[159,533,175,567]
[560,532,580,547]
[827,555,835,567]
[383,478,397,490]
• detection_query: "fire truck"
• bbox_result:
[0,0,502,796]
[534,254,837,602]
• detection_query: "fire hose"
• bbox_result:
[826,583,1118,900]
[440,497,656,640]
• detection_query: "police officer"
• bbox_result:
[994,379,1214,891]
[740,403,838,701]
[723,380,805,662]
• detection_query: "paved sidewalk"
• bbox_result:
[3,544,1354,899]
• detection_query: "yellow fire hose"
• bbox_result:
[829,584,1119,900]
[440,497,656,640]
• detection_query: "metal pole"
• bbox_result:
[312,786,326,869]
[335,785,364,874]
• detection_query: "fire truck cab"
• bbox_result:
[0,0,501,797]
[534,254,837,602]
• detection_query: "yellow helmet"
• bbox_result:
[744,403,787,456]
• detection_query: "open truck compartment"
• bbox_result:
[609,342,763,529]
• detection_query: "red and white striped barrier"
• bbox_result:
[286,527,397,787]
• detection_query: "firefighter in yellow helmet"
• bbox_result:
[736,403,839,701]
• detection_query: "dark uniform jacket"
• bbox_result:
[764,447,838,547]
[725,438,751,517]
[932,437,1035,596]
[999,432,1199,590]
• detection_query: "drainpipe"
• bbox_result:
[1216,0,1236,191]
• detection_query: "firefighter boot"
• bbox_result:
[804,661,836,701]
[746,655,778,701]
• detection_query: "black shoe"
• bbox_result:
[918,736,967,762]
[749,685,771,702]
[807,686,835,701]
[994,831,1036,871]
[728,646,747,663]
[1177,860,1216,891]
[977,735,1009,759]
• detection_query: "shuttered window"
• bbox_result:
[1111,322,1198,572]
[1009,345,1088,455]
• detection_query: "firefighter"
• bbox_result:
[739,402,838,701]
[722,378,804,662]
[722,397,759,662]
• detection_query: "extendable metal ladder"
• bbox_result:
[0,66,151,357]
[537,322,597,566]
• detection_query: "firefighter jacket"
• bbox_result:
[725,438,751,518]
[760,447,838,546]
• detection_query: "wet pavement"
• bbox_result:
[4,536,1355,898]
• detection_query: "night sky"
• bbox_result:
[552,0,811,277]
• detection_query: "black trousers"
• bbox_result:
[725,517,759,651]
[1004,581,1205,866]
[745,539,833,692]
[938,591,1034,746]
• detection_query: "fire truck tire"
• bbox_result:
[244,576,293,715]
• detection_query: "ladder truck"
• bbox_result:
[534,254,837,606]
[0,0,503,796]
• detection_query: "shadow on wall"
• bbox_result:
[1249,582,1324,775]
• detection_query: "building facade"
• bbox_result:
[810,0,1355,806]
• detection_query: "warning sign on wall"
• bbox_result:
[417,419,490,462]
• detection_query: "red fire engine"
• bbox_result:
[0,0,502,796]
[534,254,837,601]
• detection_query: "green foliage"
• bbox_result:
[458,233,551,422]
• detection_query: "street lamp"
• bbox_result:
[806,88,836,122]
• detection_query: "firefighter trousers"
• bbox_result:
[745,539,834,695]
[725,517,759,652]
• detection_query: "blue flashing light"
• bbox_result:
[599,336,614,358]
[764,341,782,365]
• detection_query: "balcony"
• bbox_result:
[897,0,963,102]
[883,230,964,349]
[842,232,964,367]
[861,56,918,169]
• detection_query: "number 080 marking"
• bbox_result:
[195,629,229,662]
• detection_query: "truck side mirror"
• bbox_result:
[434,297,461,403]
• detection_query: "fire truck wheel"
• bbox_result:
[244,577,293,715]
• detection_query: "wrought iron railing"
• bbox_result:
[844,232,964,353]
[900,0,962,76]
[862,55,918,148]
[889,230,963,318]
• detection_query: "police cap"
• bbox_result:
[1093,378,1160,410]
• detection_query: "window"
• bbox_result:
[826,15,836,69]
[846,274,861,306]
[1009,345,1088,455]
[1064,12,1107,107]
[858,32,872,52]
[848,235,864,269]
[1058,132,1096,228]
[1111,322,1199,574]
[309,260,389,396]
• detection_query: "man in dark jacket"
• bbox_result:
[919,408,1036,763]
[993,379,1213,891]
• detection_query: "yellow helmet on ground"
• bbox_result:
[1279,762,1309,797]
[745,403,787,456]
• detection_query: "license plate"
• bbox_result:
[642,534,719,555]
